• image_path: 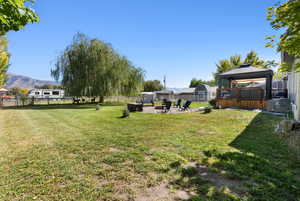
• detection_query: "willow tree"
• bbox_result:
[0,35,9,87]
[51,33,144,102]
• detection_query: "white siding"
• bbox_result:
[288,59,300,121]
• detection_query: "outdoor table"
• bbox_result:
[127,102,143,112]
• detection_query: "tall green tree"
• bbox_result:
[214,51,274,82]
[244,51,266,67]
[0,0,39,33]
[266,0,300,62]
[266,0,300,72]
[0,0,39,88]
[51,33,144,102]
[229,55,243,68]
[143,80,163,92]
[0,35,9,87]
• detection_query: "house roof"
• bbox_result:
[141,92,155,95]
[0,88,8,92]
[175,88,195,94]
[155,89,173,94]
[219,64,273,79]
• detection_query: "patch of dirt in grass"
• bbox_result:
[198,165,243,191]
[185,162,246,196]
[197,130,215,135]
[175,190,193,200]
[134,182,174,201]
[109,147,122,152]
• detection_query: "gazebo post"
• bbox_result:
[265,75,273,100]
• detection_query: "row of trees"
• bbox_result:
[143,80,163,92]
[189,79,216,87]
[51,33,144,102]
[214,51,277,82]
[190,51,276,87]
[34,84,62,89]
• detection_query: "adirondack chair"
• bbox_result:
[73,97,80,104]
[181,100,192,111]
[163,101,172,113]
[176,99,182,108]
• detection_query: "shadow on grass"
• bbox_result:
[170,112,300,201]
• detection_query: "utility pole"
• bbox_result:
[163,75,166,89]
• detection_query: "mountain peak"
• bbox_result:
[5,74,59,89]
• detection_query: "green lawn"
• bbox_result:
[0,105,299,201]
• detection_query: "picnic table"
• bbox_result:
[127,102,143,112]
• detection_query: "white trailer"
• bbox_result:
[28,89,65,99]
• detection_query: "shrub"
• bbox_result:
[122,109,130,118]
[209,99,217,108]
[203,107,212,114]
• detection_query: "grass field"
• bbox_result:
[0,105,299,201]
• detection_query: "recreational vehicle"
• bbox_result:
[28,89,65,99]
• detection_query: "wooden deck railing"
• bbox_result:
[217,87,265,100]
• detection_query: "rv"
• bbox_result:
[28,89,65,99]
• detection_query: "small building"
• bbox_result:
[174,88,196,101]
[28,89,65,99]
[140,92,155,104]
[155,90,174,101]
[174,85,217,102]
[0,88,8,96]
[195,84,217,101]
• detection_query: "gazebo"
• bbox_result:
[217,64,273,109]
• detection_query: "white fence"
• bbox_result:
[288,72,300,121]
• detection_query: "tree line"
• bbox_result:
[189,50,277,87]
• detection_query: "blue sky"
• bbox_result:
[7,0,279,88]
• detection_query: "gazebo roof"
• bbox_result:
[219,64,273,80]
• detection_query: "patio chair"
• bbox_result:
[176,99,182,108]
[163,101,172,113]
[181,100,192,111]
[73,97,80,104]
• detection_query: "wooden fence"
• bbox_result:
[217,87,266,109]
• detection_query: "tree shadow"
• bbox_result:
[169,112,300,201]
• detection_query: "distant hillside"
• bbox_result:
[5,74,59,89]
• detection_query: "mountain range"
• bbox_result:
[5,74,59,89]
